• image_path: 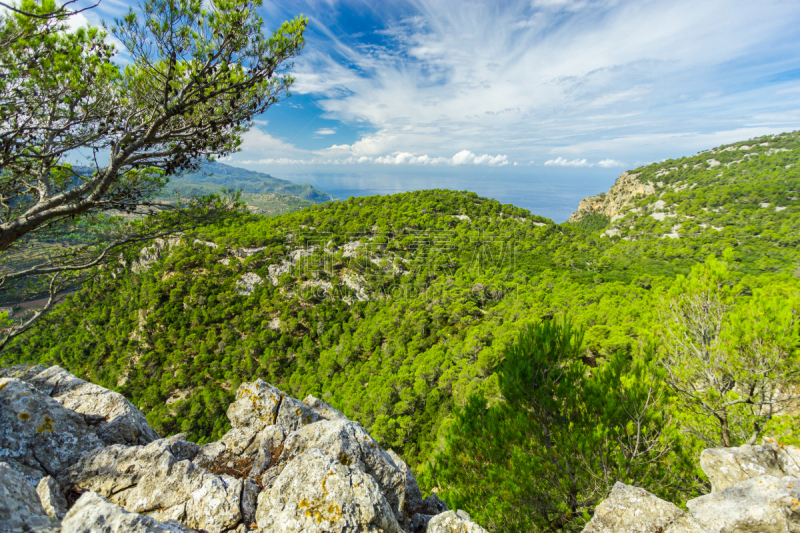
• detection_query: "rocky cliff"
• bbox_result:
[582,439,800,532]
[567,171,656,223]
[0,363,484,533]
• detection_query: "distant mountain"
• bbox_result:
[172,161,337,204]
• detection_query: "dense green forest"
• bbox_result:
[3,131,799,531]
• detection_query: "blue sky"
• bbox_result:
[243,0,800,165]
[32,0,800,218]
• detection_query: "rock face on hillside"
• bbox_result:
[0,364,485,533]
[568,171,656,223]
[582,438,800,533]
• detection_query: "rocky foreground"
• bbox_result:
[4,363,800,533]
[0,364,484,533]
[582,439,800,532]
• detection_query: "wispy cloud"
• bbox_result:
[315,128,337,135]
[236,150,510,166]
[282,0,800,165]
[545,157,591,167]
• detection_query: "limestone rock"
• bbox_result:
[27,365,159,446]
[227,379,285,431]
[255,448,403,533]
[131,237,181,273]
[700,441,800,492]
[411,513,434,533]
[275,394,320,432]
[227,380,321,435]
[194,425,285,482]
[163,433,200,462]
[385,449,425,515]
[427,510,489,533]
[241,478,260,527]
[581,482,709,533]
[237,272,264,296]
[687,475,800,533]
[302,395,348,421]
[36,475,68,520]
[419,493,449,515]
[0,378,103,480]
[66,438,243,532]
[0,363,47,381]
[0,461,59,533]
[568,172,655,223]
[61,491,194,533]
[2,369,468,533]
[275,419,408,526]
[221,427,260,456]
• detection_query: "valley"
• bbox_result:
[2,130,799,531]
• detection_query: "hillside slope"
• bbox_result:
[170,160,338,203]
[3,134,799,480]
[569,131,799,265]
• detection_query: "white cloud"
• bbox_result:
[544,157,591,167]
[452,150,476,165]
[597,158,625,168]
[315,128,337,135]
[233,127,309,162]
[235,149,510,167]
[288,0,800,166]
[530,0,592,11]
[319,144,353,156]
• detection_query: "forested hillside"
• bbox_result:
[570,131,799,271]
[166,160,336,201]
[2,131,799,531]
[160,160,337,216]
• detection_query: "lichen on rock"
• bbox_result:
[255,448,403,533]
[0,365,471,533]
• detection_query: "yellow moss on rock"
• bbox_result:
[36,415,54,433]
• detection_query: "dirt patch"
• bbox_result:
[203,455,256,481]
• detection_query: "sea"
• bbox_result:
[235,164,622,223]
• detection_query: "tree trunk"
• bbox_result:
[720,411,732,447]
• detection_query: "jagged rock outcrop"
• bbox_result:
[61,492,193,533]
[0,461,60,533]
[131,237,182,273]
[0,376,104,483]
[688,475,800,532]
[27,365,159,446]
[302,394,348,421]
[581,482,708,533]
[0,362,48,381]
[0,365,487,533]
[427,511,490,533]
[66,438,243,531]
[269,418,412,528]
[238,272,264,296]
[699,439,800,492]
[36,475,68,521]
[255,447,403,532]
[568,171,655,223]
[582,439,800,533]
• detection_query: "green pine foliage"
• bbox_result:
[2,132,800,530]
[425,321,699,532]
